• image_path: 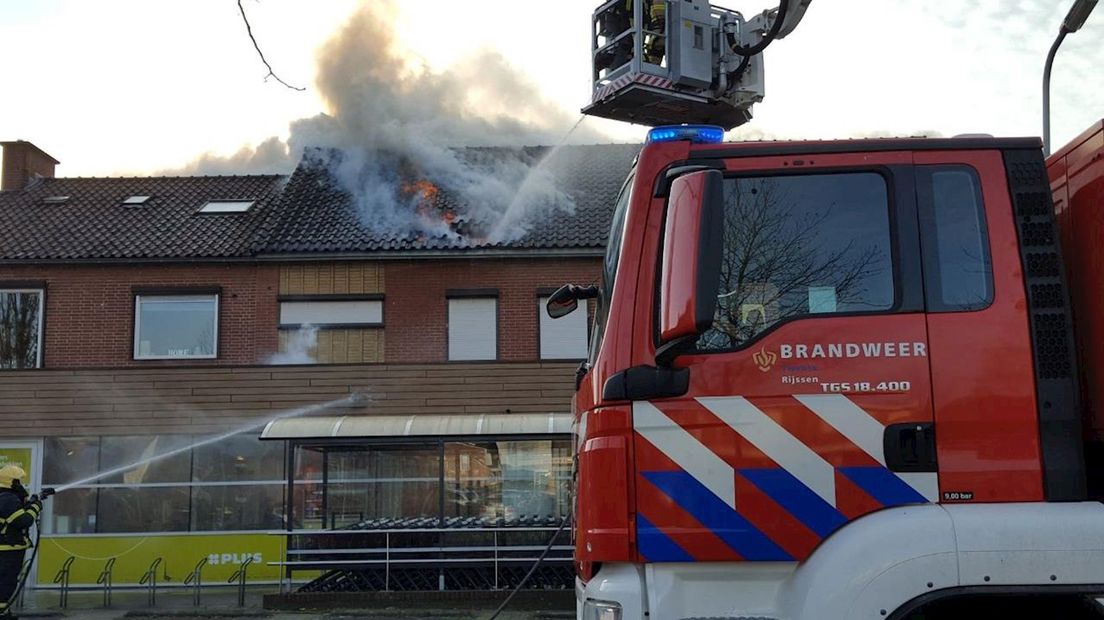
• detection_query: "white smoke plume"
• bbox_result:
[177,1,606,243]
[268,324,319,365]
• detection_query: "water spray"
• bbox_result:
[490,115,589,242]
[55,393,365,492]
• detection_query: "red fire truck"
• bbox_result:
[549,121,1104,620]
[556,2,1104,617]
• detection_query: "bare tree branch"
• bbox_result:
[699,175,891,351]
[237,0,306,92]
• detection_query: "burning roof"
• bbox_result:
[259,143,641,256]
[0,143,640,263]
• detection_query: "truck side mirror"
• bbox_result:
[658,169,724,359]
[546,284,598,319]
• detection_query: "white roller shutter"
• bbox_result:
[539,297,588,360]
[448,298,497,360]
[279,300,383,326]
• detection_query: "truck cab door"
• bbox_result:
[631,152,939,563]
[914,150,1045,503]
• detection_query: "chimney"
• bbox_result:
[1,140,59,191]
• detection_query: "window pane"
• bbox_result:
[502,440,571,522]
[444,440,571,526]
[699,173,894,351]
[191,484,285,531]
[97,487,190,533]
[43,437,100,485]
[592,175,634,362]
[921,167,992,311]
[448,298,497,361]
[444,442,499,523]
[192,435,283,482]
[291,447,323,530]
[539,297,588,360]
[99,435,192,484]
[135,295,217,359]
[46,488,97,534]
[0,290,42,369]
[326,445,440,528]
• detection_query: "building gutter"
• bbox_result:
[0,247,605,266]
[251,247,606,261]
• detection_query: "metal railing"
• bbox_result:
[184,557,208,606]
[228,555,255,607]
[52,556,75,609]
[270,525,572,591]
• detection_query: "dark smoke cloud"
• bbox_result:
[173,1,605,242]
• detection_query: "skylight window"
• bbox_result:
[42,195,70,204]
[122,195,151,206]
[198,200,254,214]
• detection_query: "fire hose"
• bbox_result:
[2,487,55,617]
[486,514,570,620]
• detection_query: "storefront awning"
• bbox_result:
[259,413,572,440]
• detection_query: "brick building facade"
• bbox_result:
[0,262,279,367]
[0,139,635,589]
[0,258,599,369]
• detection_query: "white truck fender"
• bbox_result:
[781,502,1104,620]
[778,504,958,620]
[947,502,1104,587]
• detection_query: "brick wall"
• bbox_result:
[1,256,601,370]
[1,141,57,190]
[0,263,279,368]
[385,257,601,363]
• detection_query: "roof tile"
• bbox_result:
[0,175,286,260]
[260,143,640,255]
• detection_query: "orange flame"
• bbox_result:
[402,179,439,204]
[403,179,461,232]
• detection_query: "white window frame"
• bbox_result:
[447,296,498,361]
[0,287,45,369]
[133,293,219,360]
[538,295,589,360]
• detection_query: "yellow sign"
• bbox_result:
[0,448,33,483]
[36,533,288,585]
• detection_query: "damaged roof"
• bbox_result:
[0,143,640,263]
[0,175,286,261]
[259,143,641,256]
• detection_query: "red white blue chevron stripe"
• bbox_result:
[632,396,938,562]
[594,72,675,102]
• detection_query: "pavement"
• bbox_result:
[10,588,574,620]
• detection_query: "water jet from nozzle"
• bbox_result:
[54,393,364,493]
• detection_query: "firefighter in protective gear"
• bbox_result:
[643,0,666,65]
[0,465,40,614]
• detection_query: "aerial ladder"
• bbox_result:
[583,0,812,129]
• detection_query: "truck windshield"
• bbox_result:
[589,173,634,362]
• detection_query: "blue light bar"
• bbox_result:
[646,125,726,144]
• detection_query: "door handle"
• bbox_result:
[884,422,937,472]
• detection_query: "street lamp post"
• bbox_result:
[1043,0,1098,156]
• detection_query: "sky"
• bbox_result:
[0,0,1101,177]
